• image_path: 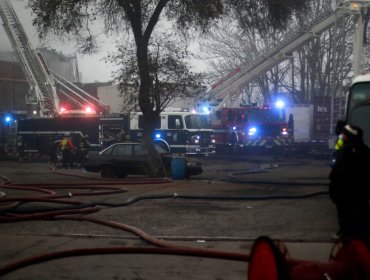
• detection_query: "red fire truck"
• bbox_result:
[210,102,293,153]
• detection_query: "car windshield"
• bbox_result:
[100,145,115,155]
[154,144,169,154]
[184,114,211,129]
[349,82,370,114]
[348,104,370,147]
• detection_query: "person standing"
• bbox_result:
[329,124,370,240]
[78,135,90,165]
[59,133,76,169]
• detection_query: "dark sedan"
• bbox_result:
[83,142,203,179]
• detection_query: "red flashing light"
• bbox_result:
[85,106,95,114]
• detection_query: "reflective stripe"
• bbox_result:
[61,139,68,150]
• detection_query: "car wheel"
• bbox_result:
[101,166,116,178]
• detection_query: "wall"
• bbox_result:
[97,84,122,113]
[0,60,28,113]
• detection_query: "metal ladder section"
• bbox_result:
[209,5,349,109]
[0,0,59,116]
[52,71,110,113]
[0,0,110,115]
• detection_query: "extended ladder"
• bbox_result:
[0,0,110,115]
[209,2,353,110]
[0,0,59,116]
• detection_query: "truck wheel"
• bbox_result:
[101,166,116,178]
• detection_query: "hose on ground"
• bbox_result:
[0,246,249,277]
[0,191,329,217]
[221,177,328,186]
[0,214,250,277]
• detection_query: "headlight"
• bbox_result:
[248,127,257,136]
[281,127,288,136]
[191,135,200,144]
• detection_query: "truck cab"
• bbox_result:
[344,74,370,147]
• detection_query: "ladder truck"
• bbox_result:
[0,0,110,116]
[204,0,369,154]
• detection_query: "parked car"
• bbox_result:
[83,142,203,179]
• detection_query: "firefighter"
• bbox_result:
[78,135,90,165]
[59,133,76,169]
[331,120,346,167]
[329,124,370,240]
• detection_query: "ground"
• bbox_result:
[0,156,340,279]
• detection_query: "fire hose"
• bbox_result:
[1,174,369,279]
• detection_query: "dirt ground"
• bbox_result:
[0,158,340,279]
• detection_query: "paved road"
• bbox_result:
[0,156,338,279]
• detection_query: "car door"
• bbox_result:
[113,144,134,173]
[132,144,150,174]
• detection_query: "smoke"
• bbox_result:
[0,0,115,83]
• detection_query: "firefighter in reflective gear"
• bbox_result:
[329,124,370,240]
[59,133,76,169]
[78,135,90,165]
[331,120,346,167]
[335,134,344,151]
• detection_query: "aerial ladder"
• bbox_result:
[0,0,59,117]
[208,0,368,111]
[0,0,110,116]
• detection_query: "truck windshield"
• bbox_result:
[185,114,211,129]
[249,109,285,123]
[348,82,370,147]
[348,83,370,113]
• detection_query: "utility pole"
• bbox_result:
[340,1,370,75]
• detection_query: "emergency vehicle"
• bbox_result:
[130,109,215,156]
[210,102,292,153]
[343,73,370,147]
[16,109,215,160]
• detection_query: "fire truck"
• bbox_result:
[342,73,370,147]
[16,109,215,161]
[210,102,292,153]
[130,109,215,156]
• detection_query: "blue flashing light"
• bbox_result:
[202,106,210,114]
[155,133,162,139]
[275,100,285,109]
[232,126,236,130]
[4,114,13,124]
[248,127,257,136]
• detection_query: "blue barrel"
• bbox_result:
[171,157,185,179]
